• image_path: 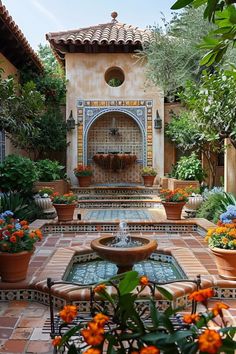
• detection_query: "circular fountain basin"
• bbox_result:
[91,235,157,273]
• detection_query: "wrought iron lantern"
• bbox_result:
[66,110,76,130]
[154,110,162,129]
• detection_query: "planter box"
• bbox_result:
[160,177,169,189]
[168,178,199,191]
[34,180,69,195]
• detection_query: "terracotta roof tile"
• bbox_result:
[0,4,43,71]
[46,22,152,47]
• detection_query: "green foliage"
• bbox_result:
[12,108,67,159]
[55,271,236,353]
[196,191,225,222]
[0,192,43,222]
[142,6,214,99]
[0,155,38,195]
[181,69,236,148]
[0,71,44,137]
[141,166,157,176]
[171,0,236,65]
[175,153,206,182]
[36,159,65,182]
[51,192,77,205]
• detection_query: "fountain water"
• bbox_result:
[91,221,157,273]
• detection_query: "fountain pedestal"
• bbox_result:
[91,235,157,274]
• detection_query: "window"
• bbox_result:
[105,67,125,87]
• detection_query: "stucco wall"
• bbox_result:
[65,52,164,185]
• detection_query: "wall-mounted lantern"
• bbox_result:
[154,110,162,129]
[66,110,76,131]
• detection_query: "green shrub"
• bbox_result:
[0,192,43,222]
[36,159,65,181]
[175,153,206,182]
[0,155,38,194]
[196,191,225,223]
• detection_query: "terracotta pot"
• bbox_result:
[162,201,186,220]
[143,175,155,187]
[77,176,92,187]
[0,250,34,282]
[210,247,236,280]
[53,203,76,222]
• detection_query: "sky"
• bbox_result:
[2,0,176,50]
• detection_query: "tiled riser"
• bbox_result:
[73,188,156,195]
[43,224,198,234]
[77,201,160,208]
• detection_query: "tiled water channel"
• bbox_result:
[84,209,153,221]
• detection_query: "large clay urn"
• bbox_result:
[0,250,34,282]
[91,235,157,274]
[210,247,236,280]
[162,202,186,220]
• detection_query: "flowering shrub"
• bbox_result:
[206,207,236,250]
[159,188,189,202]
[74,165,93,177]
[51,192,77,205]
[52,271,236,353]
[0,211,42,253]
[141,167,157,176]
[38,187,54,198]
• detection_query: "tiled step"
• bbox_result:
[77,199,161,208]
[72,186,159,195]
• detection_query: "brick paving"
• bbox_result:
[0,207,235,352]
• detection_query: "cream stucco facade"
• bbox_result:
[65,53,164,185]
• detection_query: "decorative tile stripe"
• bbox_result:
[72,187,157,195]
[77,201,161,208]
[42,223,198,234]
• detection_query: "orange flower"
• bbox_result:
[0,219,4,225]
[93,313,109,327]
[183,313,200,324]
[211,302,229,317]
[83,349,101,354]
[35,229,42,239]
[189,288,214,303]
[52,336,62,347]
[20,220,28,226]
[22,225,29,230]
[9,236,17,243]
[59,305,78,323]
[94,284,106,293]
[81,321,104,346]
[29,232,36,238]
[198,329,222,354]
[139,276,149,286]
[7,224,14,230]
[14,230,24,238]
[140,346,160,354]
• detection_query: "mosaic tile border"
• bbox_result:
[42,223,198,234]
[77,201,160,208]
[72,188,157,195]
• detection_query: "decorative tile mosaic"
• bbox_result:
[77,201,160,209]
[83,209,153,221]
[65,252,186,285]
[73,188,156,195]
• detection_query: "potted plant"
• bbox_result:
[34,187,55,217]
[51,271,236,353]
[185,186,203,212]
[205,205,236,280]
[168,153,205,191]
[0,211,42,282]
[159,188,189,220]
[51,192,77,222]
[141,167,157,187]
[34,159,68,194]
[74,165,93,187]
